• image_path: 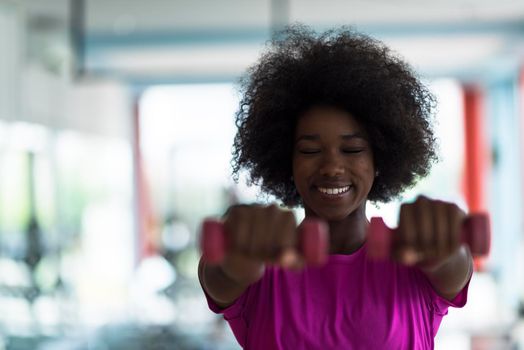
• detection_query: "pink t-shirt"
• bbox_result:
[203,243,470,349]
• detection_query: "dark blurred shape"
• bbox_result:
[24,152,43,304]
[69,0,85,78]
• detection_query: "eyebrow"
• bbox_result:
[295,133,367,143]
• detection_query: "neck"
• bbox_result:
[305,205,369,255]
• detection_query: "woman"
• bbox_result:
[198,24,472,349]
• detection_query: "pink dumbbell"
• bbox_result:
[200,218,329,266]
[367,213,491,260]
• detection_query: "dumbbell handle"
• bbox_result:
[368,213,491,260]
[200,218,329,266]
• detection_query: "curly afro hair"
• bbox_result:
[232,24,438,207]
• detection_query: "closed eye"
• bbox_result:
[342,149,364,154]
[299,149,321,154]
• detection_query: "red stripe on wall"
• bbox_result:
[462,85,491,270]
[462,85,489,213]
[133,97,158,261]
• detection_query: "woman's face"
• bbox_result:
[292,106,375,221]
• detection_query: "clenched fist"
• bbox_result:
[395,195,467,269]
[218,204,305,285]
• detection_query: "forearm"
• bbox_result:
[418,245,473,301]
[198,256,264,309]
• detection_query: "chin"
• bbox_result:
[312,208,352,222]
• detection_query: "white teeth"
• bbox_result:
[318,186,351,195]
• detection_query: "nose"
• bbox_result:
[319,152,345,177]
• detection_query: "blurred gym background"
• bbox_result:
[0,0,523,349]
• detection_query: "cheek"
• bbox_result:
[363,161,374,175]
[355,157,375,180]
[292,158,313,190]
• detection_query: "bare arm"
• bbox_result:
[198,254,265,309]
[396,196,475,301]
[418,245,473,301]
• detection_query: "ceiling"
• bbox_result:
[19,0,524,83]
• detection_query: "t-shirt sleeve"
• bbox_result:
[201,285,251,348]
[426,267,472,316]
[202,284,249,318]
[415,264,473,337]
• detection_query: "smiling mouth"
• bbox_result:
[316,185,352,196]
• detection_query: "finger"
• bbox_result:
[447,203,466,253]
[414,196,434,259]
[225,206,251,255]
[279,249,301,269]
[246,205,269,259]
[433,200,449,259]
[398,203,417,263]
[276,210,299,267]
[257,204,280,260]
